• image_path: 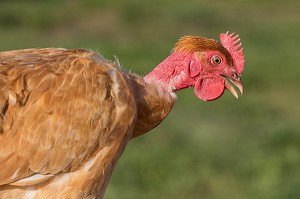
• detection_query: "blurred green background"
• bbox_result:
[1,0,300,198]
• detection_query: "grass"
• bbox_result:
[1,0,300,198]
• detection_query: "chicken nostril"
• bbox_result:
[232,72,238,79]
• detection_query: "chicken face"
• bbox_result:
[190,49,243,101]
[177,32,244,101]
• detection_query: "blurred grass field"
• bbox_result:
[1,0,300,198]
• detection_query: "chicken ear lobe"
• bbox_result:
[185,60,201,78]
[194,77,225,101]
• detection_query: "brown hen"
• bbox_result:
[0,32,244,198]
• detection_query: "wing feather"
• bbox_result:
[0,48,137,186]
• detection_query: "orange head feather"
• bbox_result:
[172,36,232,64]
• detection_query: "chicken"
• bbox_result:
[0,32,244,198]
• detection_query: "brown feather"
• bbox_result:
[0,48,175,198]
[127,74,175,138]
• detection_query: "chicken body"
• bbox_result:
[0,48,174,198]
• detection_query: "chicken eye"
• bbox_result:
[211,56,222,65]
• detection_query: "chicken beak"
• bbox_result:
[222,76,244,99]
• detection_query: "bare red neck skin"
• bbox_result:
[144,52,196,93]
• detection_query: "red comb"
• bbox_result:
[220,32,244,74]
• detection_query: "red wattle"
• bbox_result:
[194,77,225,101]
